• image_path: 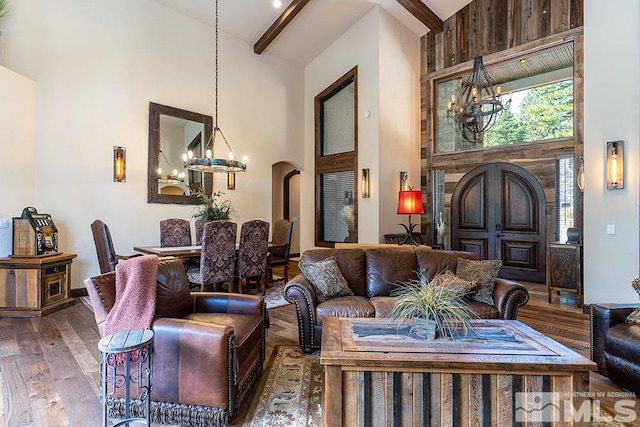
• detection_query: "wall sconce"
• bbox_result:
[606,141,624,190]
[400,171,408,191]
[576,155,585,193]
[113,146,126,182]
[227,172,236,190]
[361,168,370,198]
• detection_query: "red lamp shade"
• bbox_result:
[397,190,424,215]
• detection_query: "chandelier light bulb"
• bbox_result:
[273,0,282,8]
[157,167,162,175]
[228,151,235,160]
[242,155,248,164]
[172,169,178,176]
[206,149,213,159]
[188,150,194,160]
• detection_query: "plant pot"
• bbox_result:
[412,318,437,340]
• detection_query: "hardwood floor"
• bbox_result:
[1,264,637,426]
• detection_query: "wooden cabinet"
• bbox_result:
[547,243,582,307]
[0,253,77,317]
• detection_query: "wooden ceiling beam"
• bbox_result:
[254,0,312,55]
[395,0,444,34]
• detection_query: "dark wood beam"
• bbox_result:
[254,0,312,55]
[396,0,444,34]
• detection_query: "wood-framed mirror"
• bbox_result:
[147,102,213,204]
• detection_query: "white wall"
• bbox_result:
[302,7,420,249]
[0,66,36,257]
[0,0,304,288]
[583,0,640,303]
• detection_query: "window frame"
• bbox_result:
[314,67,358,247]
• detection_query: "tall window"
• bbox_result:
[556,155,576,242]
[315,67,358,246]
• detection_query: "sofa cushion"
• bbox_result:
[370,296,396,318]
[299,256,354,303]
[430,271,476,295]
[155,258,192,318]
[415,248,477,280]
[466,300,500,319]
[366,247,418,298]
[316,296,374,325]
[301,249,368,297]
[605,322,640,365]
[456,258,502,305]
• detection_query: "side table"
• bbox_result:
[98,329,154,427]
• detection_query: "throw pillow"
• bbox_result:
[456,258,502,305]
[429,270,476,296]
[626,277,640,324]
[298,256,354,303]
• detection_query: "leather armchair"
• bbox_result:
[91,219,141,273]
[85,257,268,426]
[590,303,640,394]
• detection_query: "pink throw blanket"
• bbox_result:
[104,255,158,337]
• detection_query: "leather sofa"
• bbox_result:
[85,257,267,427]
[284,246,529,352]
[590,304,640,394]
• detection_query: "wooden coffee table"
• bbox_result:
[320,317,597,427]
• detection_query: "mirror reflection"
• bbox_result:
[148,102,213,204]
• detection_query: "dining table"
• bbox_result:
[133,243,273,260]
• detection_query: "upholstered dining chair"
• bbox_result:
[195,218,204,244]
[267,219,294,283]
[236,219,270,294]
[160,218,192,247]
[186,220,237,291]
[91,219,141,274]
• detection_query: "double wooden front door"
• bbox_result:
[451,163,546,282]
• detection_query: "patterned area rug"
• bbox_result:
[264,280,291,310]
[244,346,323,427]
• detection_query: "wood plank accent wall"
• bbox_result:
[419,0,584,251]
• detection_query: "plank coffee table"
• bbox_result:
[320,317,597,427]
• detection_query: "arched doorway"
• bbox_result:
[451,162,547,282]
[272,162,301,257]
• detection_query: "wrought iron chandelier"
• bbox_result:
[447,56,506,143]
[183,0,247,173]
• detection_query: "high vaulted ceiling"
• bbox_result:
[150,0,472,66]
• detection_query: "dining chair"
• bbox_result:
[267,219,294,283]
[90,219,142,274]
[194,219,204,245]
[160,218,192,247]
[236,220,270,294]
[186,220,237,291]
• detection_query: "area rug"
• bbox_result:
[244,346,323,427]
[264,280,291,310]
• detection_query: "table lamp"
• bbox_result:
[397,189,424,246]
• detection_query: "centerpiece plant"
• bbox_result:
[0,0,9,19]
[192,190,236,222]
[390,269,476,340]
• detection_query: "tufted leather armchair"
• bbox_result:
[85,257,267,426]
[590,304,640,395]
[284,247,529,353]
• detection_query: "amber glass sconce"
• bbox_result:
[361,168,370,198]
[227,172,236,190]
[113,146,126,182]
[606,141,624,190]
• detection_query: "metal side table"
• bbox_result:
[98,329,153,427]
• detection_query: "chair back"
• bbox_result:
[200,220,237,284]
[195,219,204,244]
[91,219,119,274]
[237,219,270,278]
[160,218,192,247]
[270,219,293,260]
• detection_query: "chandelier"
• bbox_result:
[157,149,185,184]
[447,56,506,143]
[183,0,247,173]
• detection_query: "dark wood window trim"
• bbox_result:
[314,67,358,247]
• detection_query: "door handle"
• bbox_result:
[496,233,503,238]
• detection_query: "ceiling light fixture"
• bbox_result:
[183,0,247,174]
[273,0,282,8]
[446,56,508,143]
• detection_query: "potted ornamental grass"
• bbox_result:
[390,269,476,340]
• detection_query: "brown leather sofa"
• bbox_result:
[284,247,529,352]
[590,304,640,394]
[85,257,267,426]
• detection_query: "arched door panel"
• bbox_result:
[452,163,546,282]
